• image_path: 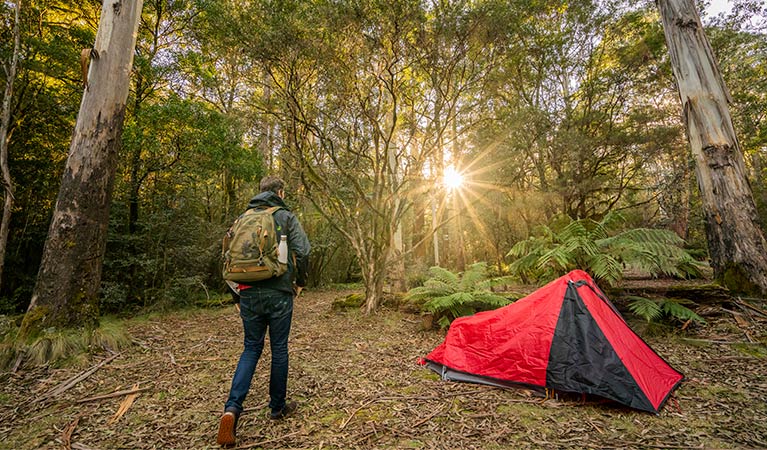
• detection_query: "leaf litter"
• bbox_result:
[0,289,765,449]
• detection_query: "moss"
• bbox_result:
[18,305,51,338]
[718,263,762,296]
[332,293,365,310]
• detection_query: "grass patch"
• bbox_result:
[0,317,132,370]
[732,343,767,358]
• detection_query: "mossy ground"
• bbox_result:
[0,288,765,449]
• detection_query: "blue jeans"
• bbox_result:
[224,287,293,414]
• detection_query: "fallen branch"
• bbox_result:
[76,386,151,404]
[339,398,378,430]
[35,353,120,403]
[735,297,767,318]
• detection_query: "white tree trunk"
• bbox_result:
[0,0,21,291]
[24,0,144,333]
[658,0,767,294]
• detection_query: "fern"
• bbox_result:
[628,296,706,325]
[661,299,706,324]
[627,296,663,322]
[404,265,513,328]
[507,213,704,286]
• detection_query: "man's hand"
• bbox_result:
[294,286,304,297]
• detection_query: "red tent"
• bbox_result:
[420,270,684,413]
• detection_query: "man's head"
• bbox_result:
[260,176,285,198]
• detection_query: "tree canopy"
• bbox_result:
[1,0,766,317]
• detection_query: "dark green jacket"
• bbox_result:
[241,191,311,293]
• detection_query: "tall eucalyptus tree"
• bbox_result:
[658,0,767,294]
[0,0,21,290]
[23,0,143,333]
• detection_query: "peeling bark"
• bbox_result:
[658,0,767,295]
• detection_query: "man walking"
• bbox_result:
[217,176,311,447]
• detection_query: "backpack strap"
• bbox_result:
[257,206,283,255]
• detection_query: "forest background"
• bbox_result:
[1,0,766,323]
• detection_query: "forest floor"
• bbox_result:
[1,285,766,450]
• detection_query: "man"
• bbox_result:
[217,176,311,447]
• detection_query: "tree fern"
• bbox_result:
[507,213,704,286]
[404,263,513,328]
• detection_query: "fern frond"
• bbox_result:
[627,296,662,322]
[507,238,546,258]
[470,292,513,308]
[557,220,590,243]
[586,254,623,286]
[422,278,455,293]
[537,247,575,273]
[426,266,459,287]
[673,254,705,279]
[599,210,626,231]
[661,299,706,324]
[425,292,474,314]
[403,285,452,302]
[459,263,489,290]
[479,275,519,289]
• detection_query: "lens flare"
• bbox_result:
[443,165,464,190]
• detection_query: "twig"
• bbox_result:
[587,419,603,434]
[35,353,120,403]
[235,429,302,449]
[62,413,83,450]
[339,398,379,430]
[735,297,767,318]
[412,404,446,427]
[75,387,151,404]
[108,383,140,425]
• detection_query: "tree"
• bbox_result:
[0,0,21,290]
[22,0,144,333]
[657,0,767,295]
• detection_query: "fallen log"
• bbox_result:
[606,282,731,304]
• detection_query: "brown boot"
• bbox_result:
[269,400,297,420]
[216,410,238,447]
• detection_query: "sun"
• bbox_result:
[443,165,464,191]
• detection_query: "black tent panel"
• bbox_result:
[546,282,655,413]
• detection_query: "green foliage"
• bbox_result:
[627,296,706,326]
[405,263,513,328]
[507,212,704,286]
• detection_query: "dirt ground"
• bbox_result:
[1,288,766,449]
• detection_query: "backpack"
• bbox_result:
[222,206,288,283]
